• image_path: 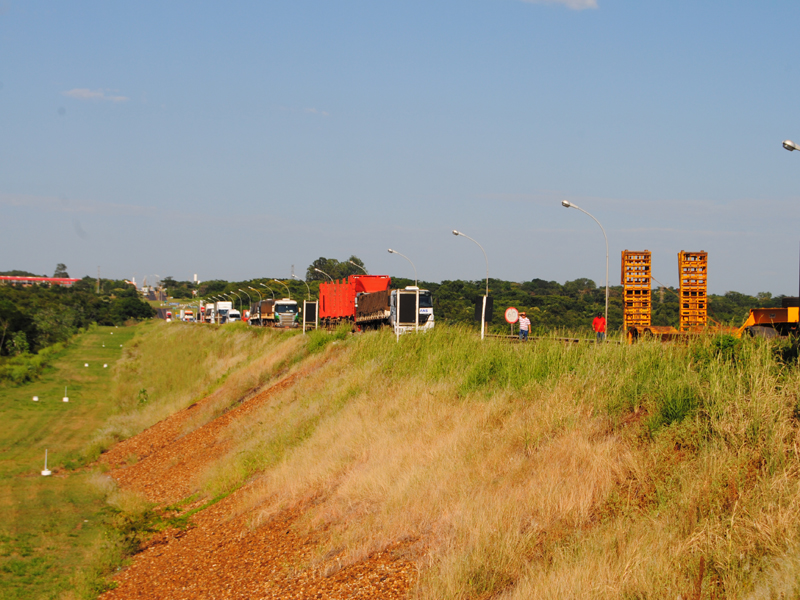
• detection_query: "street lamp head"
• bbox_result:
[452,230,461,236]
[388,248,395,254]
[783,140,798,152]
[561,200,572,208]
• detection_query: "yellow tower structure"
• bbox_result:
[621,250,652,332]
[678,250,707,331]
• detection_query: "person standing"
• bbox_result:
[518,311,531,342]
[592,313,606,342]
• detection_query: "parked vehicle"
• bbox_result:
[204,303,215,323]
[215,301,233,324]
[737,297,800,338]
[319,275,434,334]
[249,298,299,327]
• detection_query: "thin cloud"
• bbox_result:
[304,108,330,116]
[519,0,598,9]
[62,88,129,102]
[0,193,153,217]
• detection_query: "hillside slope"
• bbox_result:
[96,323,800,599]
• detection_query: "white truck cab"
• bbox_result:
[389,287,434,335]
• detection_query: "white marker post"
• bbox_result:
[41,450,51,476]
[63,386,69,403]
[32,396,38,402]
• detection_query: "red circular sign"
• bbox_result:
[505,307,519,324]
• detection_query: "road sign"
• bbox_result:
[505,307,519,324]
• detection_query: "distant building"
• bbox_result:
[0,276,81,288]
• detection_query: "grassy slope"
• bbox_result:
[0,321,301,600]
[0,325,137,600]
[147,325,800,599]
[7,321,800,598]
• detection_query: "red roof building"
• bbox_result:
[0,276,81,287]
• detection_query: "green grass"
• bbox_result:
[0,324,137,599]
[3,321,797,598]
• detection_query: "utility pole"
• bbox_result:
[96,266,100,294]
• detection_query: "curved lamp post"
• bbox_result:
[292,274,312,300]
[783,140,799,152]
[239,289,252,319]
[561,200,609,341]
[249,286,262,302]
[272,279,291,299]
[349,260,368,274]
[229,291,242,315]
[259,283,275,300]
[453,229,489,340]
[388,248,419,334]
[314,268,334,282]
[387,249,417,287]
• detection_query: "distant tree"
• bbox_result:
[33,307,76,346]
[0,270,42,277]
[200,280,228,295]
[53,263,69,278]
[5,330,29,355]
[110,296,156,322]
[306,256,367,281]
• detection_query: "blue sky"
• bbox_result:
[2,0,800,294]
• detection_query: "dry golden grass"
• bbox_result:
[103,324,800,598]
[88,321,302,456]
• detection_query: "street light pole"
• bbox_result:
[229,291,242,316]
[561,200,609,341]
[388,248,419,333]
[272,279,291,299]
[782,139,800,299]
[292,274,311,300]
[249,286,262,302]
[349,260,368,275]
[387,249,417,287]
[314,268,334,282]
[453,230,489,340]
[259,283,275,300]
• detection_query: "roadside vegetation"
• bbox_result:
[3,283,800,597]
[84,322,800,599]
[0,273,155,380]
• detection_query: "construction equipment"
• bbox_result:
[621,250,652,332]
[624,250,710,342]
[737,298,800,338]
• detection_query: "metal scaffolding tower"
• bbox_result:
[678,250,707,331]
[621,250,652,331]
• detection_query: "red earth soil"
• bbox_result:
[99,371,417,599]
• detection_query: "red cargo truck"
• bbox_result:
[319,275,391,328]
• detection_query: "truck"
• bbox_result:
[737,297,800,338]
[249,298,299,327]
[319,275,434,334]
[204,303,215,323]
[215,301,233,324]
